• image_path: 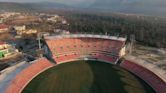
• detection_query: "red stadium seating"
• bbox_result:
[120,60,166,93]
[5,58,54,93]
[53,53,80,64]
[46,37,125,64]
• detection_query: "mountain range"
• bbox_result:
[88,0,166,16]
[0,1,166,17]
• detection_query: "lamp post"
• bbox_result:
[37,33,42,49]
[37,33,42,57]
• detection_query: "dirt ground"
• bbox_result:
[131,44,166,70]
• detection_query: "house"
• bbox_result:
[0,24,9,33]
[0,42,9,50]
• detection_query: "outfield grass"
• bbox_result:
[22,61,155,93]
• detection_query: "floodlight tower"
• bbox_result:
[37,33,42,50]
[129,34,135,55]
[37,33,42,57]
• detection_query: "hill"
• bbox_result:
[0,1,166,17]
[0,2,69,12]
[88,0,166,17]
[0,2,35,12]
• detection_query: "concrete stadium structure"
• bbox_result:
[5,58,54,93]
[2,34,166,93]
[44,34,126,64]
[121,56,166,93]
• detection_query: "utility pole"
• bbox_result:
[129,34,135,55]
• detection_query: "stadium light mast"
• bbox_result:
[38,33,42,49]
[37,33,42,57]
[129,34,135,55]
[105,32,108,35]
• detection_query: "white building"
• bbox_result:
[25,29,37,34]
[16,29,37,35]
[14,25,26,31]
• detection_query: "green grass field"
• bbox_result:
[22,61,155,93]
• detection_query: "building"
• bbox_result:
[53,29,70,35]
[62,20,67,24]
[119,45,126,57]
[47,15,68,24]
[0,24,9,33]
[25,29,37,34]
[0,42,19,59]
[47,16,59,23]
[13,25,26,31]
[0,18,3,23]
[0,20,3,23]
[16,29,37,35]
[0,12,20,19]
[13,25,38,35]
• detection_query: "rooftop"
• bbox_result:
[0,41,6,45]
[0,24,8,29]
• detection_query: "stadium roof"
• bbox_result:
[45,34,127,42]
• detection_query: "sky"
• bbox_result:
[0,0,166,5]
[0,0,96,5]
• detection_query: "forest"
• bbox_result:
[60,11,166,48]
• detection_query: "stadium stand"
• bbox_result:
[0,62,30,93]
[45,34,126,64]
[53,53,80,64]
[5,58,54,93]
[120,59,166,93]
[3,34,166,93]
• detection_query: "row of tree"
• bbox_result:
[59,12,166,48]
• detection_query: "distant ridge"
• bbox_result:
[88,0,166,17]
[0,2,35,12]
[0,2,69,12]
[0,1,166,17]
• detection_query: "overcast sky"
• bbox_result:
[0,0,166,6]
[0,0,96,5]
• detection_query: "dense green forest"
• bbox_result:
[60,12,166,48]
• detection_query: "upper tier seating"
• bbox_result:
[46,37,125,64]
